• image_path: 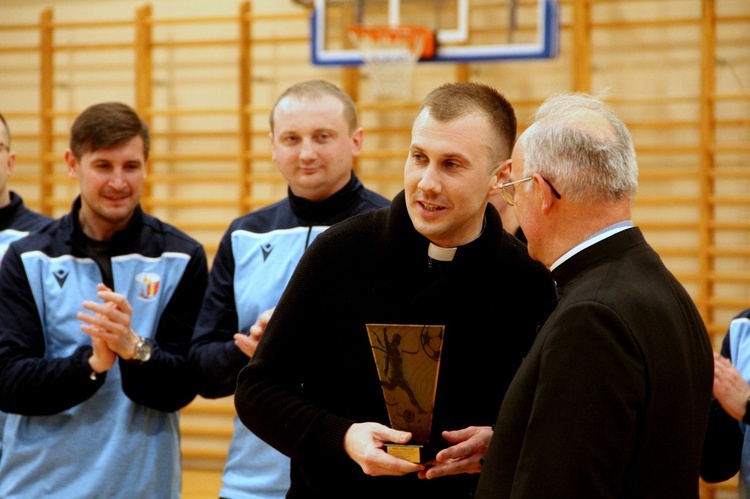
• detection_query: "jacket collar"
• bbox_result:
[65,195,145,251]
[552,227,645,289]
[0,191,24,230]
[288,172,364,224]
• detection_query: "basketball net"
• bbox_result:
[348,25,434,101]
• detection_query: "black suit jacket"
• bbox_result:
[476,227,714,498]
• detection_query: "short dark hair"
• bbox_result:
[70,102,150,160]
[269,80,358,134]
[0,112,10,147]
[419,82,517,164]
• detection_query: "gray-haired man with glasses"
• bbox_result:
[476,92,713,498]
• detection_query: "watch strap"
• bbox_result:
[130,336,152,363]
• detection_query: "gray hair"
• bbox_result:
[519,93,638,204]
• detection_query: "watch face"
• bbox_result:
[135,338,152,362]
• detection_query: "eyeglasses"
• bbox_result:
[499,176,562,206]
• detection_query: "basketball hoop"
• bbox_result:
[347,25,435,101]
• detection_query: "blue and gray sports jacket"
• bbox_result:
[0,192,51,463]
[702,309,750,495]
[189,173,389,499]
[0,196,208,499]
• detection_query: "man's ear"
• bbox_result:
[269,132,276,162]
[534,173,557,215]
[5,150,16,176]
[351,127,364,158]
[65,149,78,179]
[490,159,512,193]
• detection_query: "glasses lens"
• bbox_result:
[501,182,515,206]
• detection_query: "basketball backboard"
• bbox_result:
[311,0,559,66]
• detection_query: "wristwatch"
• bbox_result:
[132,336,152,363]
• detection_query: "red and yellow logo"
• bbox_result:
[136,272,161,300]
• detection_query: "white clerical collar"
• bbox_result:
[550,221,635,271]
[428,243,458,262]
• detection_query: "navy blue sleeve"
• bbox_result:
[700,326,743,482]
[0,243,105,415]
[188,227,250,398]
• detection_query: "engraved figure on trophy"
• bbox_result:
[374,330,427,415]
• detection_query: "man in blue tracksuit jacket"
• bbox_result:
[0,111,53,464]
[0,102,208,498]
[702,308,750,496]
[189,80,389,499]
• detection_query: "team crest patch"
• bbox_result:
[136,272,161,300]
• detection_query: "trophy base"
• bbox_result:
[384,443,424,464]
